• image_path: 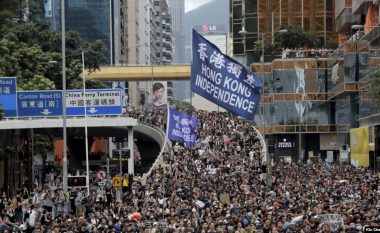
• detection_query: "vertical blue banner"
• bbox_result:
[0,77,17,117]
[166,106,198,146]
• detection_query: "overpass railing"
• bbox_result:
[140,123,172,184]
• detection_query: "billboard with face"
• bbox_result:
[150,81,167,109]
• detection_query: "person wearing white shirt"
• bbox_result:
[28,205,39,228]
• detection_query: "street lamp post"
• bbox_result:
[82,51,90,196]
[260,29,288,187]
[61,0,68,194]
[260,33,271,188]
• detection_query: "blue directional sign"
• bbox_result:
[0,77,17,117]
[65,89,122,116]
[17,90,63,117]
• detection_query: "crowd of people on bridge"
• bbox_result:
[0,108,379,233]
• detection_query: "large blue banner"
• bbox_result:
[166,106,198,146]
[191,29,262,120]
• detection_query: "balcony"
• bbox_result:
[163,50,172,57]
[335,0,353,17]
[335,9,360,32]
[352,0,372,14]
[361,26,380,44]
[162,56,171,63]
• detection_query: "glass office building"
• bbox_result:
[46,0,112,63]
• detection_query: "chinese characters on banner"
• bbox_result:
[166,106,198,146]
[191,29,262,120]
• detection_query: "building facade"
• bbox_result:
[45,0,119,64]
[168,0,189,101]
[150,0,173,105]
[230,0,336,65]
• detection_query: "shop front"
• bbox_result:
[274,135,296,163]
[350,127,371,167]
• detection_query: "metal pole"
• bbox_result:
[279,0,282,25]
[31,128,34,186]
[299,104,302,162]
[323,0,327,47]
[119,143,122,201]
[82,51,90,196]
[128,126,134,176]
[61,0,68,194]
[272,11,274,44]
[109,0,113,65]
[261,33,270,187]
[301,0,304,30]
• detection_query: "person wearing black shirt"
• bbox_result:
[263,219,272,233]
[69,188,77,215]
[39,210,51,227]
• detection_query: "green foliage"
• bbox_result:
[366,68,380,104]
[19,74,56,90]
[0,0,19,24]
[0,19,107,91]
[326,36,339,50]
[274,26,322,49]
[254,39,277,61]
[34,132,54,155]
[173,100,195,111]
[85,79,108,89]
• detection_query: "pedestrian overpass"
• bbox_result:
[85,65,191,81]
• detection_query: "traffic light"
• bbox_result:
[68,176,86,187]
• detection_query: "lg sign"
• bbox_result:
[202,24,217,32]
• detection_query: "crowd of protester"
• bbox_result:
[281,48,335,59]
[0,108,379,233]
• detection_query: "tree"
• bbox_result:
[0,20,107,91]
[254,39,277,61]
[0,0,19,24]
[173,100,195,112]
[366,68,380,103]
[274,26,322,49]
[33,129,56,186]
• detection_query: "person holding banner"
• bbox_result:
[166,106,198,146]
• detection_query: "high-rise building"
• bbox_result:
[230,0,336,64]
[46,0,113,63]
[168,0,185,64]
[150,0,173,65]
[244,0,380,168]
[149,0,173,105]
[168,0,189,101]
[44,0,173,107]
[44,0,126,65]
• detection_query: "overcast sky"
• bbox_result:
[185,0,211,12]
